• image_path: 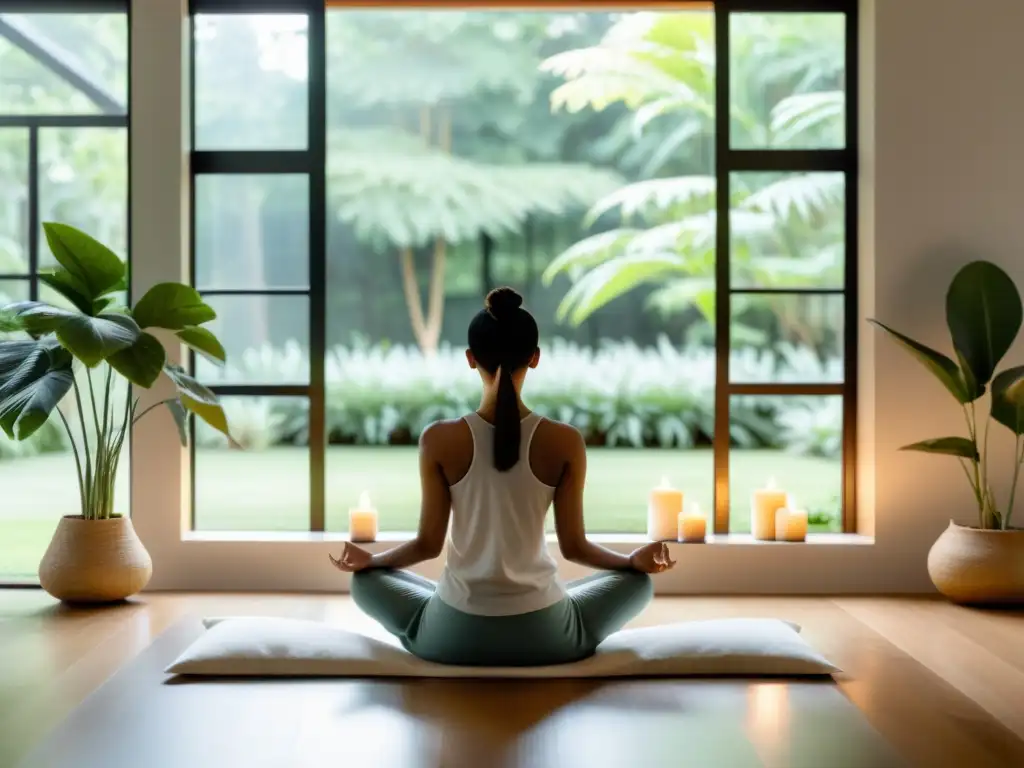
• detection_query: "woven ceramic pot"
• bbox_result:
[927,521,1024,605]
[39,516,152,603]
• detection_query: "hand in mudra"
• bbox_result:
[329,543,373,573]
[629,542,676,574]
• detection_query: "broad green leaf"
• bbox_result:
[0,336,71,402]
[42,222,125,299]
[91,297,115,315]
[899,436,979,460]
[177,326,226,364]
[991,366,1024,435]
[108,332,166,388]
[37,268,92,315]
[560,253,686,326]
[163,363,231,440]
[4,302,140,367]
[58,313,140,368]
[133,283,215,331]
[166,399,188,447]
[868,319,972,403]
[180,393,230,440]
[946,261,1022,395]
[0,336,74,440]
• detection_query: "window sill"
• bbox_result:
[183,531,873,547]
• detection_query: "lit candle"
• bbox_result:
[348,491,378,543]
[751,477,787,541]
[775,500,808,543]
[677,502,706,543]
[648,477,683,541]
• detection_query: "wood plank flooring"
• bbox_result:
[1,592,1022,767]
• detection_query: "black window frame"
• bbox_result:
[187,0,859,535]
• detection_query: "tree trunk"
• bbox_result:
[399,246,430,351]
[398,106,450,357]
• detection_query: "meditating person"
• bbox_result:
[329,286,676,667]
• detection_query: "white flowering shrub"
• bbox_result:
[198,338,843,457]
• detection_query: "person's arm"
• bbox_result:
[365,424,452,570]
[552,428,634,571]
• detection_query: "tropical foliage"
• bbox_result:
[541,12,845,334]
[0,224,230,520]
[324,11,627,354]
[871,261,1024,531]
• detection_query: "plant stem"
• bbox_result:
[133,398,179,426]
[71,377,93,519]
[963,405,985,527]
[1008,436,1024,531]
[102,365,113,436]
[957,457,980,499]
[980,412,1000,528]
[57,409,86,516]
[86,367,101,440]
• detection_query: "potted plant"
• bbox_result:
[871,260,1024,604]
[0,223,230,603]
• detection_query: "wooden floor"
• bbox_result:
[1,593,1023,768]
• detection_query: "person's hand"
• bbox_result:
[629,542,676,574]
[329,543,373,573]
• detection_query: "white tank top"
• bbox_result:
[435,412,566,616]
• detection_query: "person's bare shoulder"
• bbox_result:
[420,418,473,484]
[532,417,586,478]
[535,417,584,451]
[420,418,471,454]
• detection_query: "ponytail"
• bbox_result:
[493,364,521,472]
[468,286,540,472]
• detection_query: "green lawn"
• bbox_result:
[0,447,839,579]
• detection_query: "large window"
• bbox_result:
[0,3,129,582]
[188,0,856,537]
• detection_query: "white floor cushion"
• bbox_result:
[165,617,839,678]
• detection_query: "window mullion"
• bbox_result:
[713,3,731,536]
[307,3,327,533]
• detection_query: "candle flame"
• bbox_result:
[766,476,777,490]
[660,476,671,488]
[358,490,372,509]
[688,502,701,517]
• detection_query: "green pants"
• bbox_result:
[350,569,653,667]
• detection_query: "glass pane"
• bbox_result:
[195,175,309,290]
[0,279,28,340]
[0,278,27,304]
[730,13,845,149]
[194,397,309,532]
[730,172,844,289]
[325,8,716,534]
[0,372,130,580]
[729,395,843,533]
[731,293,843,383]
[0,14,128,115]
[197,294,309,384]
[194,14,308,150]
[38,128,128,267]
[0,128,29,274]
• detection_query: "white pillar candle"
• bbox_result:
[677,502,706,543]
[648,477,683,541]
[775,505,808,543]
[348,491,378,543]
[751,477,787,541]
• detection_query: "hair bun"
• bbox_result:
[485,286,523,319]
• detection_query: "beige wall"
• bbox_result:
[866,0,1024,590]
[133,0,1024,593]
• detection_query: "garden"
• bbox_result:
[0,9,847,579]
